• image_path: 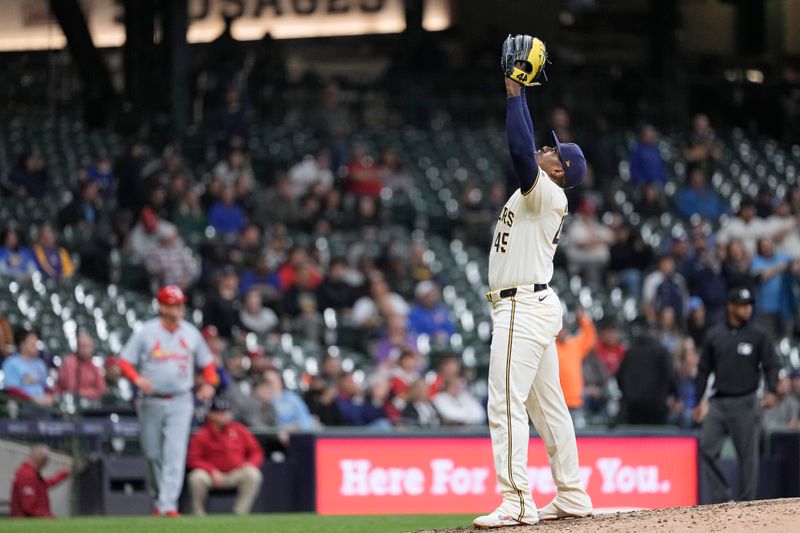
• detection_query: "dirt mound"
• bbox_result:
[415,498,799,533]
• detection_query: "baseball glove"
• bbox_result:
[501,34,548,87]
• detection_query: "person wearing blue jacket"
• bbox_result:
[628,124,667,186]
[407,281,455,342]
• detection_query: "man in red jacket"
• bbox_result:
[187,398,264,515]
[56,332,107,401]
[10,445,70,517]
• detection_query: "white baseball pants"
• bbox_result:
[487,286,592,521]
[138,392,194,514]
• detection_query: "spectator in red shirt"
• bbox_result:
[10,444,70,517]
[428,353,462,397]
[187,398,264,515]
[56,333,107,401]
[594,319,626,375]
[276,247,322,292]
[344,145,382,198]
[386,349,422,422]
[389,349,421,399]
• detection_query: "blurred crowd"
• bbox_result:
[1,83,800,434]
[0,322,487,432]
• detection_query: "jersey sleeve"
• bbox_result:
[506,95,538,194]
[759,334,780,394]
[120,328,143,366]
[194,328,214,368]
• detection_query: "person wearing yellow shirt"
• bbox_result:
[31,224,73,279]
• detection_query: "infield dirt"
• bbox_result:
[415,497,799,533]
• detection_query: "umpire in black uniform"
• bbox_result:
[693,287,780,502]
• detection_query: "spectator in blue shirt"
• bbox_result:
[669,338,699,429]
[675,167,728,221]
[679,228,727,321]
[750,237,799,337]
[629,124,667,187]
[1,328,53,407]
[407,281,455,342]
[335,372,366,426]
[263,369,314,430]
[84,150,115,198]
[0,228,37,280]
[335,372,389,427]
[209,185,246,234]
[238,255,278,297]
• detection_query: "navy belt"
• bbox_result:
[487,284,549,303]
[499,284,547,299]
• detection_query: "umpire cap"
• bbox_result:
[727,287,755,305]
[209,397,231,412]
[156,285,187,305]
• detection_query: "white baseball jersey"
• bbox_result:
[120,318,212,395]
[488,167,568,291]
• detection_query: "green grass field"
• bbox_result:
[1,513,472,532]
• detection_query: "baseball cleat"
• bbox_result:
[473,510,538,528]
[162,510,181,517]
[537,501,592,521]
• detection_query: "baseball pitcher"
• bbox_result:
[119,285,218,516]
[473,35,593,528]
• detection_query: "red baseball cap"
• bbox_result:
[201,325,219,339]
[140,207,159,233]
[156,285,187,305]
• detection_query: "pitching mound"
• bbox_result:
[416,498,799,533]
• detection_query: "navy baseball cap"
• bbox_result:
[209,397,231,412]
[552,131,587,189]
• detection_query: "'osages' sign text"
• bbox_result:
[316,437,697,514]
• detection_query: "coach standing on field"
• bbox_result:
[693,287,780,503]
[119,285,218,516]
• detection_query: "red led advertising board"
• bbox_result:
[316,437,697,514]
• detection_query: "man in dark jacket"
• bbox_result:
[316,257,357,311]
[11,445,70,517]
[203,266,241,339]
[304,375,346,426]
[693,287,780,502]
[616,329,675,424]
[58,181,101,229]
